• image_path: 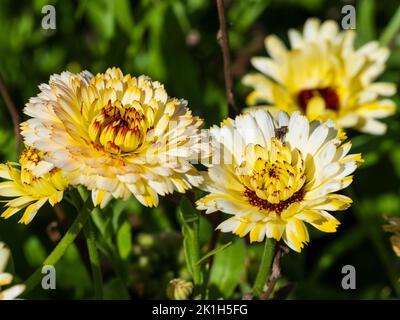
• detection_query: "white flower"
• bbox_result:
[0,242,25,300]
[197,110,362,252]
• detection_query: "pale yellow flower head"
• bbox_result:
[383,215,400,257]
[167,279,193,300]
[196,110,362,252]
[21,68,204,208]
[0,242,25,300]
[0,147,68,224]
[243,18,396,135]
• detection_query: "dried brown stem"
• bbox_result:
[0,76,22,153]
[216,0,237,118]
[54,203,69,229]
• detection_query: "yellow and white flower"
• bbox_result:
[243,18,396,135]
[21,68,204,208]
[383,215,400,257]
[0,242,25,300]
[196,110,362,252]
[0,147,68,224]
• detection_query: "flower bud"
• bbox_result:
[166,279,193,300]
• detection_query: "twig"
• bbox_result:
[216,0,237,117]
[0,76,22,153]
[54,203,69,229]
[259,242,287,300]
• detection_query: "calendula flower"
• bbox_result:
[0,242,25,300]
[243,18,396,135]
[196,110,362,252]
[383,215,400,257]
[21,68,204,208]
[0,147,68,224]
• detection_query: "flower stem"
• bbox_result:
[252,238,276,298]
[83,219,103,299]
[178,197,203,294]
[380,5,400,46]
[23,196,94,294]
[215,0,238,117]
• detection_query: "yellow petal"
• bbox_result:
[19,198,47,225]
[305,96,326,121]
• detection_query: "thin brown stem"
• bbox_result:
[0,76,22,153]
[216,0,237,118]
[54,204,69,229]
[259,242,286,300]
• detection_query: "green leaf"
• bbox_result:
[85,0,115,39]
[117,221,132,260]
[145,2,167,79]
[0,127,17,161]
[171,1,191,33]
[357,0,376,44]
[389,146,400,177]
[23,236,47,268]
[309,226,367,282]
[91,207,113,242]
[196,241,232,266]
[178,197,203,287]
[103,278,130,300]
[380,5,400,46]
[114,0,135,38]
[91,205,128,281]
[209,238,246,298]
[55,244,92,297]
[229,0,271,32]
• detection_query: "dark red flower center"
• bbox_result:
[297,87,340,111]
[244,187,304,214]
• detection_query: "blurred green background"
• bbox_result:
[0,0,399,299]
